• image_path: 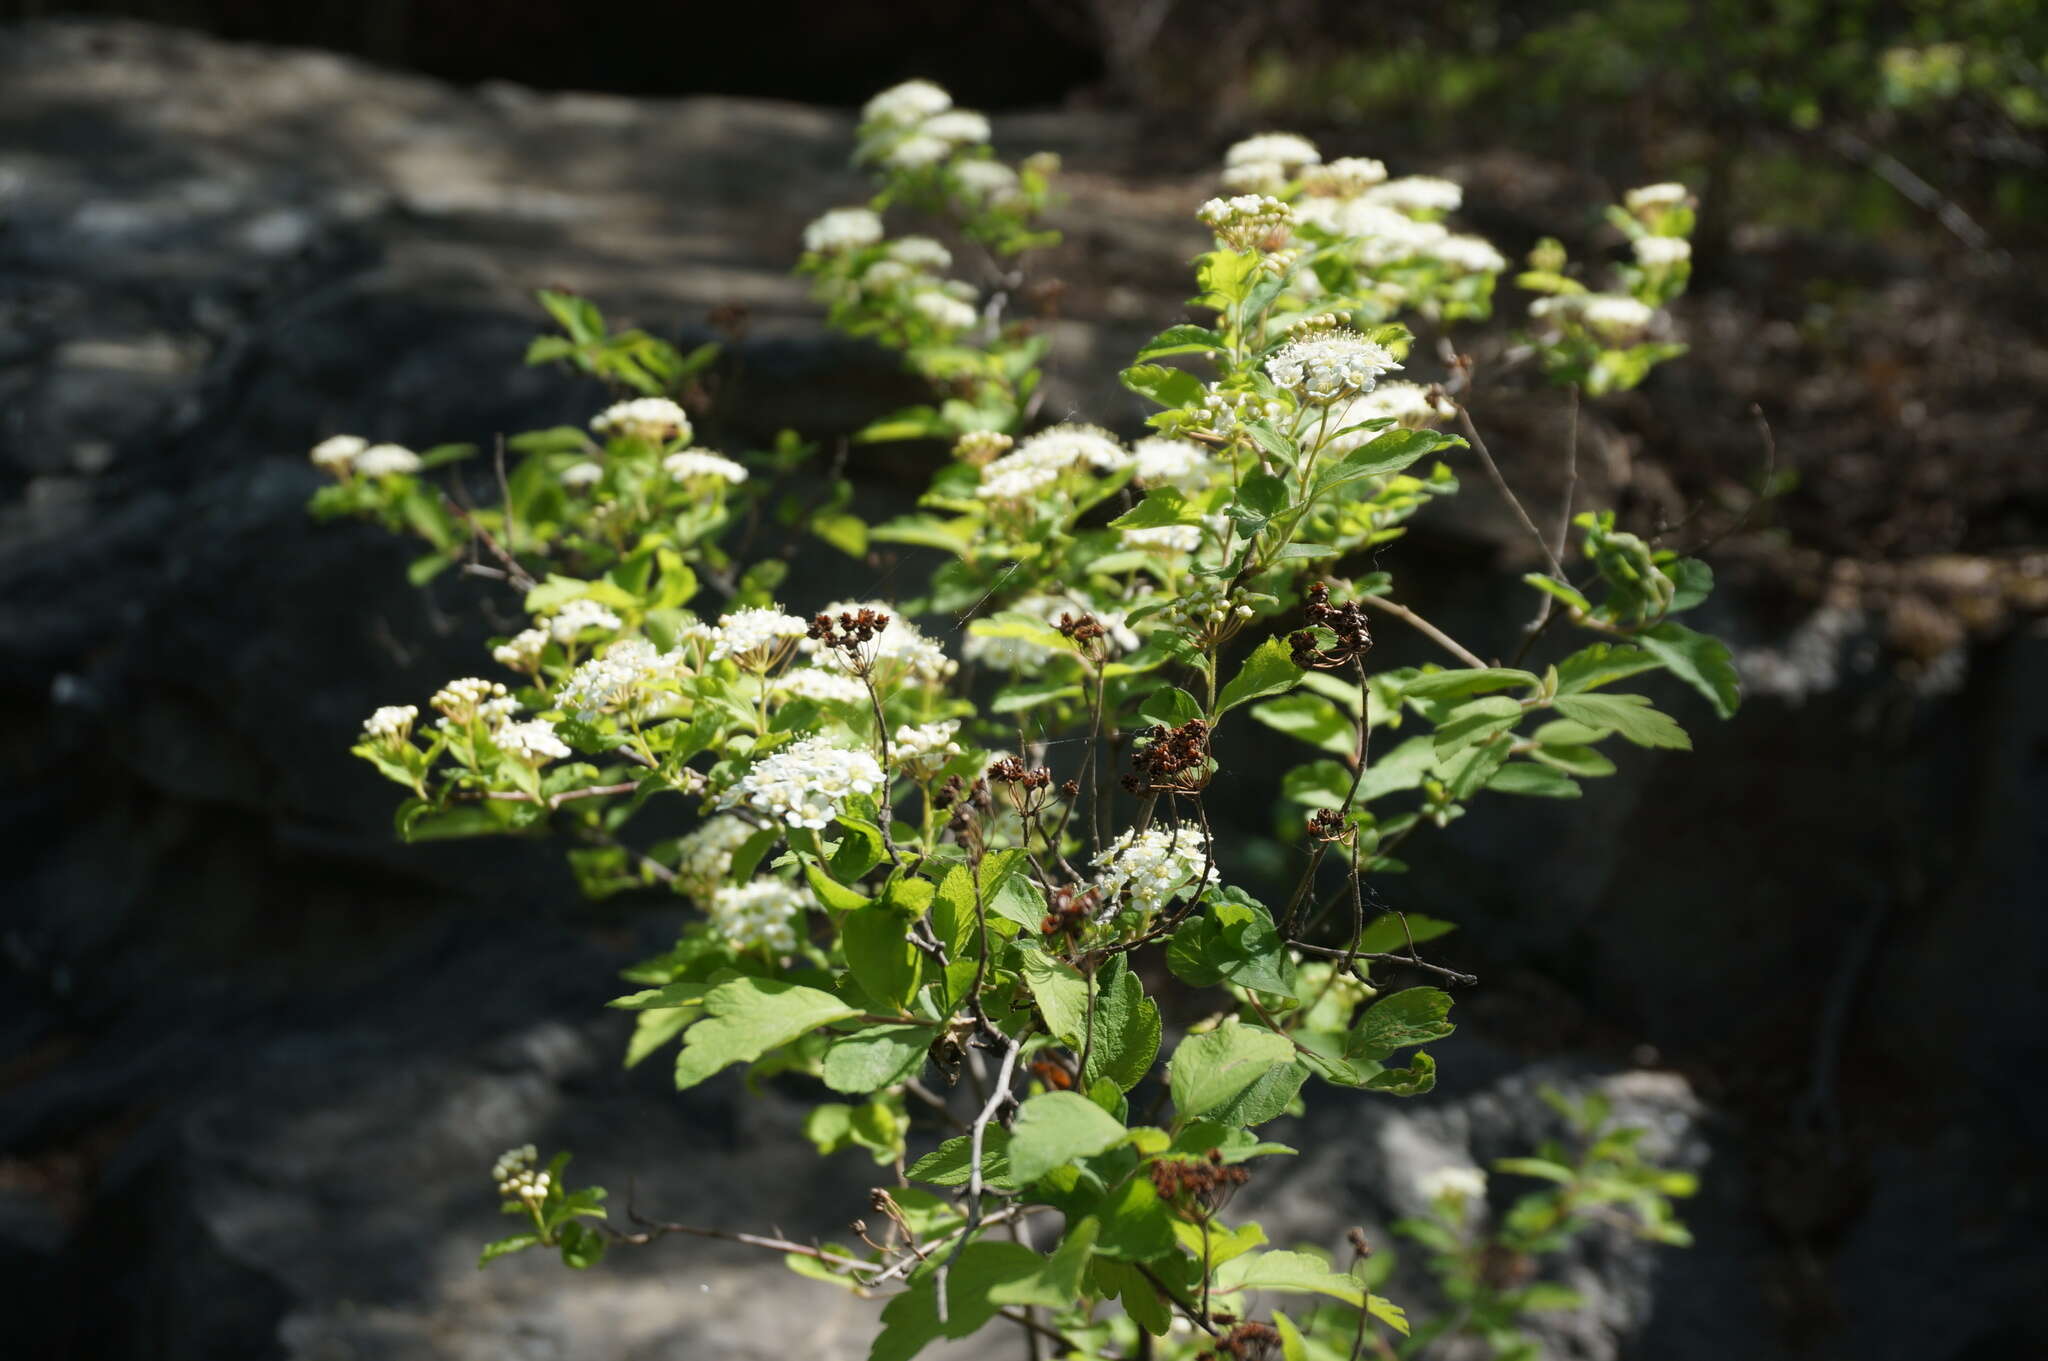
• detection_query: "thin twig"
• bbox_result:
[934,1029,1025,1323]
[1456,405,1566,579]
[1354,595,1488,670]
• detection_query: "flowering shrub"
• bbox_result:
[311,80,1729,1359]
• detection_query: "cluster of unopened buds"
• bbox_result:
[492,1145,550,1209]
[1197,194,1295,253]
[1160,581,1257,647]
[953,429,1014,466]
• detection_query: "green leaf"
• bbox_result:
[1351,988,1456,1060]
[871,1242,1043,1361]
[1109,487,1200,530]
[1364,1049,1436,1096]
[1553,693,1690,749]
[1638,621,1741,719]
[557,1219,606,1269]
[1353,911,1456,955]
[1216,637,1306,714]
[1082,961,1162,1093]
[907,1129,1016,1191]
[672,978,858,1090]
[1138,686,1204,727]
[1121,363,1207,410]
[1008,1091,1129,1184]
[843,903,921,1012]
[1555,643,1661,694]
[804,861,871,913]
[822,1025,929,1093]
[1205,1059,1309,1127]
[1019,949,1092,1047]
[1092,1177,1178,1261]
[1313,429,1462,495]
[623,1006,697,1068]
[1400,668,1538,702]
[1135,324,1225,360]
[478,1232,540,1268]
[1211,1249,1364,1306]
[830,816,887,881]
[1251,692,1356,755]
[985,1216,1099,1308]
[1168,1024,1296,1122]
[1432,695,1523,757]
[1486,762,1583,797]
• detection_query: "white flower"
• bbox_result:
[497,718,571,765]
[1133,437,1217,494]
[1219,160,1289,194]
[1121,524,1203,554]
[561,460,604,488]
[1198,194,1294,251]
[1091,824,1218,919]
[919,110,990,145]
[548,598,622,643]
[863,79,953,126]
[709,879,812,954]
[802,207,885,254]
[1418,1164,1488,1204]
[430,677,508,724]
[772,666,871,705]
[354,443,422,477]
[493,627,550,672]
[953,159,1022,205]
[887,236,952,271]
[1365,175,1463,216]
[1224,132,1321,171]
[910,289,979,332]
[860,259,914,292]
[711,607,810,666]
[591,397,692,445]
[1633,235,1692,268]
[555,638,677,715]
[1303,156,1388,196]
[886,134,952,169]
[1014,424,1132,473]
[1326,381,1455,452]
[361,704,418,745]
[893,720,963,772]
[310,434,365,473]
[798,602,956,681]
[673,815,757,907]
[976,459,1063,502]
[1580,294,1657,340]
[663,450,749,484]
[1266,328,1401,404]
[728,735,885,830]
[1625,182,1691,214]
[1431,233,1507,275]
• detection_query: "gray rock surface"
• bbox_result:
[2,18,2043,1361]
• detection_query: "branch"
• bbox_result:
[1354,595,1488,670]
[1455,404,1567,580]
[935,1029,1025,1323]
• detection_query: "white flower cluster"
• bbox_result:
[954,429,1014,465]
[1121,524,1203,554]
[1367,175,1463,216]
[1090,824,1218,919]
[889,236,952,271]
[772,665,873,705]
[1326,381,1456,452]
[492,1145,549,1208]
[1432,233,1508,275]
[548,598,622,643]
[1267,328,1401,403]
[1418,1164,1489,1206]
[674,815,756,907]
[349,442,423,477]
[591,397,691,445]
[556,638,680,715]
[953,158,1024,210]
[962,595,1139,671]
[1221,131,1321,193]
[1197,194,1294,252]
[859,80,991,171]
[1625,182,1691,216]
[709,879,811,954]
[663,450,749,484]
[910,288,979,333]
[711,607,810,666]
[496,718,571,765]
[493,627,550,672]
[1633,235,1692,268]
[803,206,885,254]
[1302,156,1388,197]
[1132,437,1217,493]
[560,460,604,489]
[310,434,365,474]
[799,601,956,681]
[431,677,510,724]
[1532,293,1658,343]
[728,735,886,830]
[975,424,1131,502]
[360,704,418,746]
[893,719,962,774]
